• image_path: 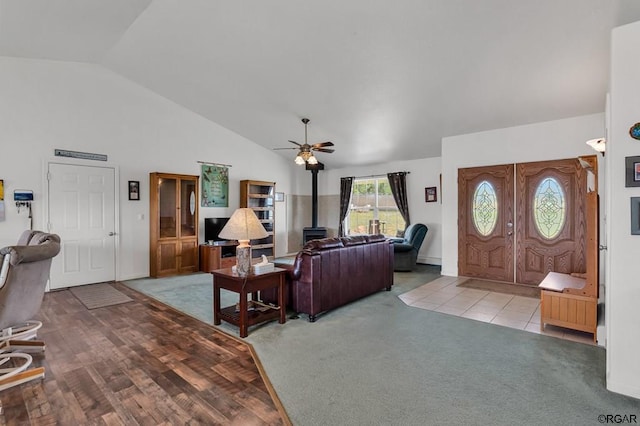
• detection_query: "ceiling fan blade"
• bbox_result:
[311,141,334,148]
[272,147,298,151]
[312,148,335,153]
[288,140,302,147]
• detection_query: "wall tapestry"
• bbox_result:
[201,164,229,207]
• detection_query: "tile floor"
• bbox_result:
[399,276,596,345]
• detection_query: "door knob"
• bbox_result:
[108,232,116,236]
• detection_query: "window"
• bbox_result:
[533,177,566,239]
[472,180,498,236]
[345,177,405,237]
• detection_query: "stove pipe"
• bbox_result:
[304,162,327,243]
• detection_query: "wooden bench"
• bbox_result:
[539,272,597,342]
[538,189,599,343]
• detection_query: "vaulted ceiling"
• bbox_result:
[2,0,640,168]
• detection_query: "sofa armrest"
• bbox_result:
[274,253,305,281]
[0,240,61,265]
[393,243,414,253]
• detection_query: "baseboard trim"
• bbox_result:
[607,379,640,400]
[118,273,150,282]
[417,256,441,265]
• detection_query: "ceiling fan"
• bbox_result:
[274,118,335,165]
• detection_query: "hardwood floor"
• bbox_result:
[0,283,291,425]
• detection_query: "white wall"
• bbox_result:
[606,21,640,399]
[0,57,297,280]
[320,157,442,265]
[441,113,605,277]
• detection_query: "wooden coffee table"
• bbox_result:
[212,267,286,338]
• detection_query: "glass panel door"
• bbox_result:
[159,177,177,238]
[180,179,197,237]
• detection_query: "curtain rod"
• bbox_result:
[349,171,411,179]
[197,160,233,168]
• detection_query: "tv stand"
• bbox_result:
[199,242,237,272]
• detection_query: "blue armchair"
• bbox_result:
[392,223,428,271]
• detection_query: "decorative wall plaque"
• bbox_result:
[630,122,640,140]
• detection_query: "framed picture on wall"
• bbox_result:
[425,186,437,202]
[625,156,640,187]
[632,197,640,235]
[128,181,140,200]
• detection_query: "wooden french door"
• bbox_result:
[459,158,589,285]
[458,164,515,282]
[515,159,587,285]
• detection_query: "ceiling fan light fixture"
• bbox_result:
[280,118,335,165]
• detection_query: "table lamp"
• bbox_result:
[218,208,268,276]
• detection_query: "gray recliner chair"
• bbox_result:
[392,223,428,271]
[0,230,61,391]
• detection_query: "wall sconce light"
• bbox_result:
[586,138,606,156]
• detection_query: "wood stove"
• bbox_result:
[303,227,327,243]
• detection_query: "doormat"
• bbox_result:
[457,278,540,299]
[70,283,133,310]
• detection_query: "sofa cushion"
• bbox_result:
[303,238,344,252]
[365,234,387,243]
[340,236,368,246]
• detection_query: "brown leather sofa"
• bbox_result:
[267,234,394,322]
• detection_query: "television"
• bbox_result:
[204,217,230,243]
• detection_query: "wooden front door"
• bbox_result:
[458,158,590,286]
[458,164,515,282]
[515,159,587,285]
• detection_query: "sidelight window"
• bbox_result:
[472,180,498,236]
[533,177,566,239]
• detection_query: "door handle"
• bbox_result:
[507,221,513,236]
[108,232,116,236]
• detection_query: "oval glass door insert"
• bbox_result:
[472,180,498,236]
[533,177,566,239]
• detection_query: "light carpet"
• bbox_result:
[124,266,640,425]
[70,282,133,309]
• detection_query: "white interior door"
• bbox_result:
[48,163,116,289]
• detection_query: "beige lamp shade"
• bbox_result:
[218,208,268,244]
[218,208,268,276]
